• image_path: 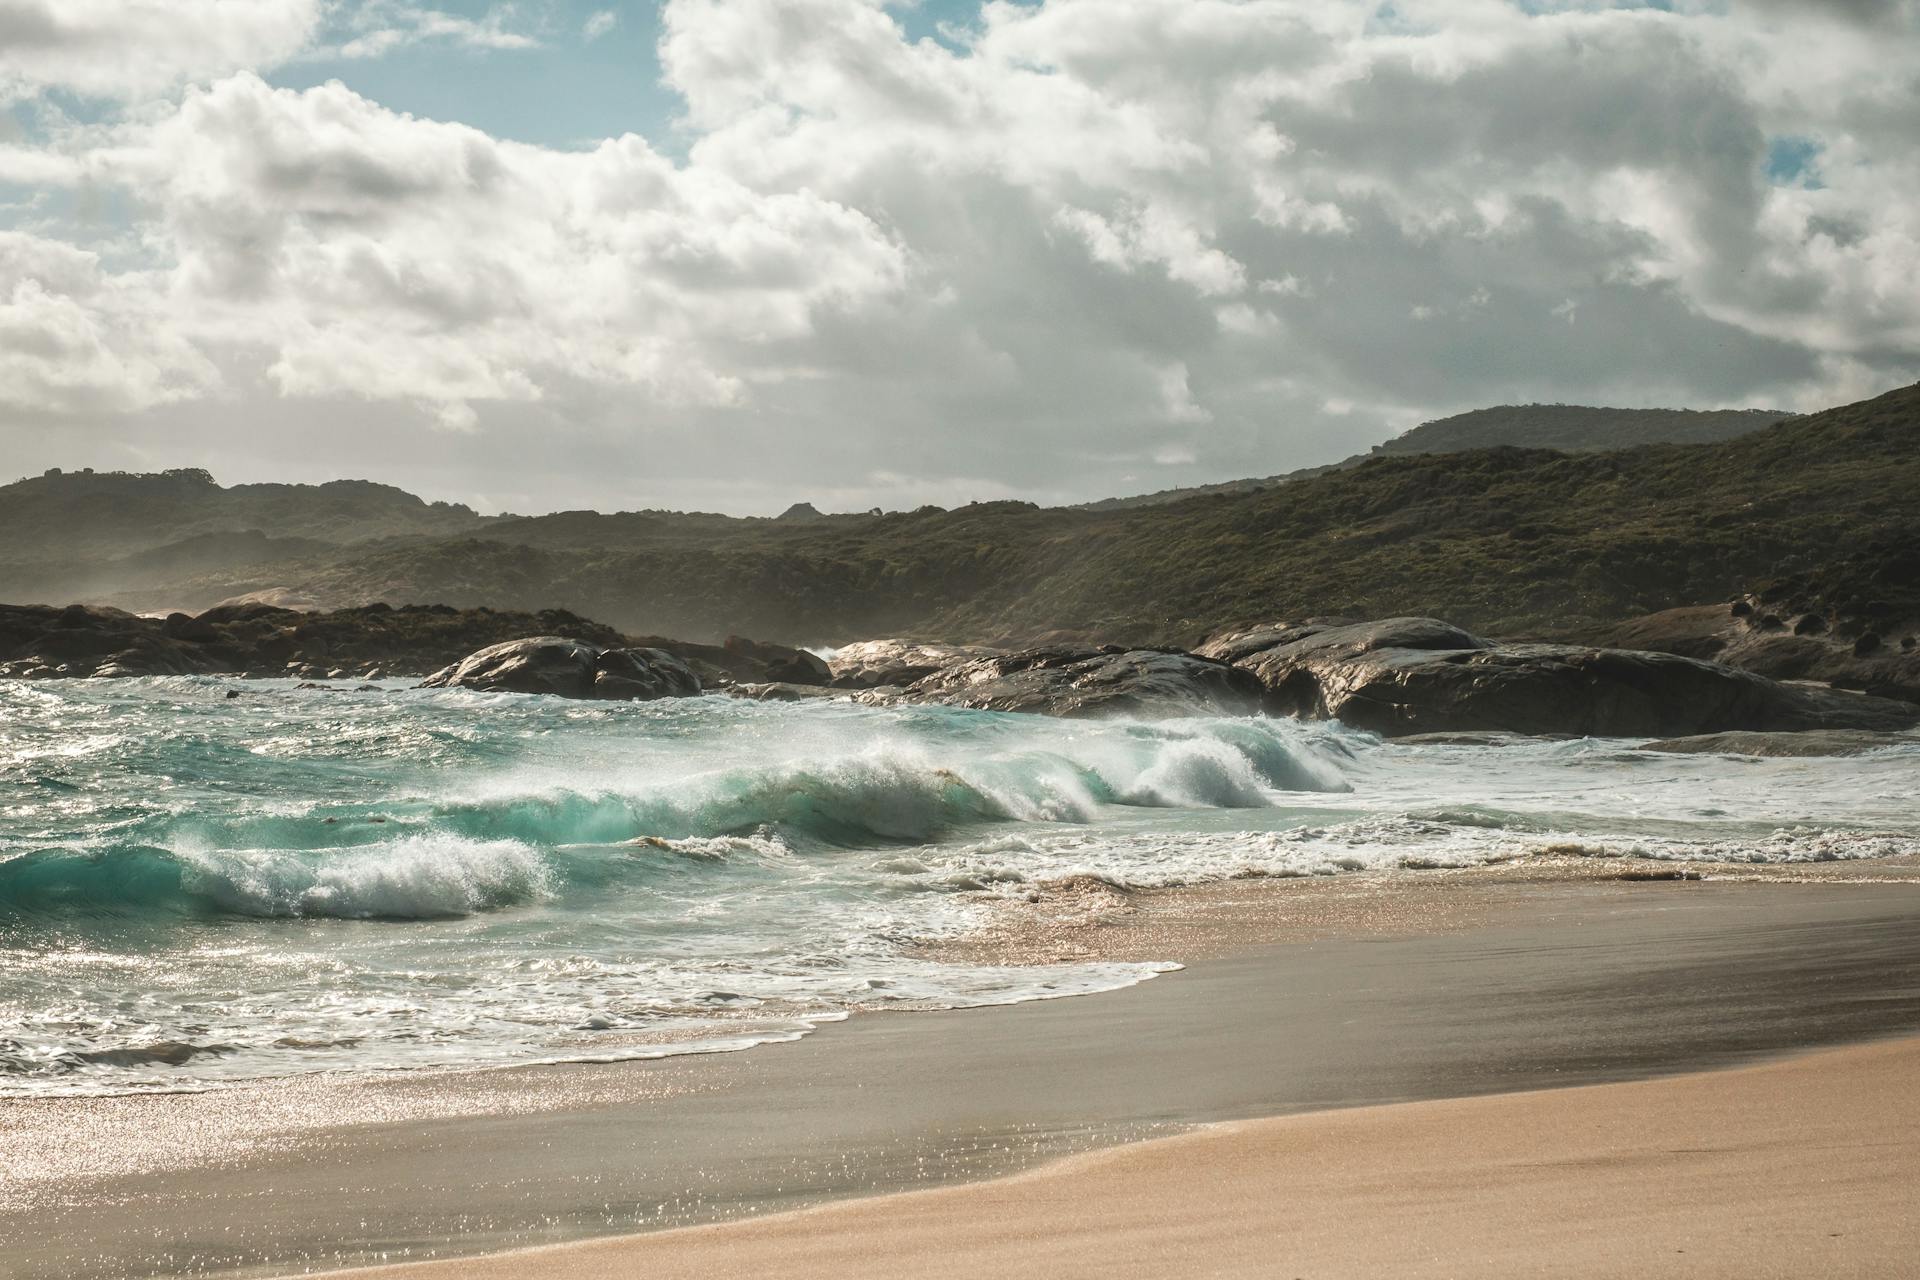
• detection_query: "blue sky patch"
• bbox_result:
[1765,135,1825,189]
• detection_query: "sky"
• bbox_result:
[1,0,1916,516]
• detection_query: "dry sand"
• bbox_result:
[312,1034,1920,1280]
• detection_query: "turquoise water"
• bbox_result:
[3,677,1917,1096]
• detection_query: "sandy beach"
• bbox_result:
[313,1034,1920,1280]
[8,871,1920,1279]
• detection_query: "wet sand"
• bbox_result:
[313,1035,1920,1280]
[7,876,1920,1278]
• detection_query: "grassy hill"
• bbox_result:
[1078,403,1793,512]
[1371,404,1795,457]
[6,385,1912,646]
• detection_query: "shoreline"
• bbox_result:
[306,1033,1920,1280]
[9,873,1920,1278]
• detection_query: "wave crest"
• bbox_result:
[0,836,552,923]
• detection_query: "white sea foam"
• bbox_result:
[3,679,1916,1097]
[181,836,554,919]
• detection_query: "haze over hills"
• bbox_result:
[0,467,500,608]
[1077,404,1796,511]
[0,389,1909,647]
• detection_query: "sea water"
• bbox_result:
[3,677,1917,1096]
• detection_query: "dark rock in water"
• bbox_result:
[592,646,702,701]
[722,635,830,685]
[420,637,699,702]
[1205,617,1920,737]
[421,637,601,696]
[0,599,852,699]
[1639,730,1909,758]
[617,633,832,688]
[828,638,998,689]
[898,646,1265,718]
[0,601,630,680]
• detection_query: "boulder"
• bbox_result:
[722,635,831,685]
[897,646,1265,718]
[1212,617,1920,738]
[592,646,703,701]
[828,639,998,689]
[618,634,834,688]
[420,637,700,702]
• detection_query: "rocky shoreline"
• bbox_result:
[5,600,1917,740]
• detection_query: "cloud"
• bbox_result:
[583,9,617,43]
[0,0,1916,512]
[326,3,542,60]
[0,0,319,102]
[0,232,218,412]
[99,73,909,425]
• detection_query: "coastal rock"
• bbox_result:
[1207,617,1920,737]
[420,637,699,701]
[898,646,1265,718]
[829,639,999,689]
[617,634,832,689]
[593,646,703,700]
[1594,603,1920,705]
[722,635,831,685]
[0,601,634,680]
[1638,730,1911,757]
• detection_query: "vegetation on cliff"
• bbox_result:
[3,385,1913,649]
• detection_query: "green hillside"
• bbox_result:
[6,385,1912,647]
[1078,404,1793,511]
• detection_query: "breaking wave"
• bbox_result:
[0,836,555,922]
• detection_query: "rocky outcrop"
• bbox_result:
[0,601,837,688]
[0,602,630,681]
[721,635,830,684]
[1200,617,1920,738]
[892,646,1265,718]
[619,634,830,689]
[12,595,1915,737]
[420,637,699,701]
[1593,603,1920,705]
[829,639,998,689]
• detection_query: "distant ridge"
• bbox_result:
[0,467,498,607]
[3,386,1908,651]
[1373,404,1796,456]
[1078,403,1795,511]
[0,467,496,559]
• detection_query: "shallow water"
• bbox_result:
[2,677,1916,1096]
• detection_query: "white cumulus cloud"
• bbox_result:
[0,0,1916,512]
[0,0,320,102]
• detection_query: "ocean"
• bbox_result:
[3,677,1917,1097]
